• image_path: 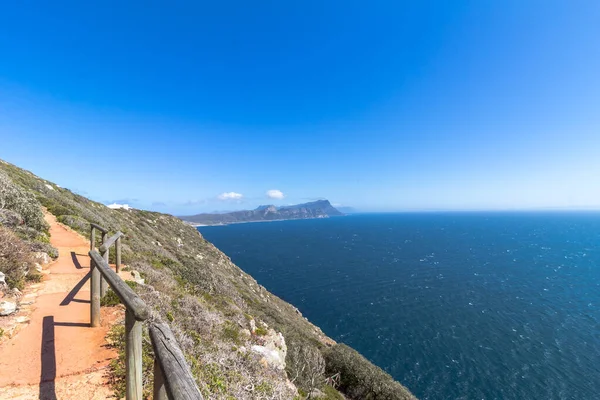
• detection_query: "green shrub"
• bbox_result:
[323,344,416,400]
[25,271,43,283]
[0,226,33,290]
[57,214,89,232]
[100,281,138,307]
[0,171,48,233]
[221,322,241,344]
[254,326,268,336]
[255,381,274,396]
[100,289,121,307]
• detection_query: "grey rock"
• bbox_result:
[250,324,288,370]
[0,271,5,285]
[34,252,50,265]
[0,301,17,316]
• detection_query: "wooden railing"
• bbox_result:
[89,224,202,400]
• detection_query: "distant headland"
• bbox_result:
[179,199,344,226]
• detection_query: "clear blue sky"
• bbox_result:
[1,1,600,213]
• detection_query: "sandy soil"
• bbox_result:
[0,213,122,399]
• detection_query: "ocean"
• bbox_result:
[198,213,600,399]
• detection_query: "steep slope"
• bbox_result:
[0,159,415,400]
[180,200,344,225]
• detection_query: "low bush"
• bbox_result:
[254,326,268,336]
[0,226,34,290]
[100,289,121,307]
[101,281,138,307]
[26,271,43,283]
[57,214,89,232]
[323,344,416,400]
[29,241,59,259]
[0,171,48,233]
[288,343,326,396]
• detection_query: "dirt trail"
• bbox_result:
[0,213,121,399]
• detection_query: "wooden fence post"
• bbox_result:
[149,323,203,399]
[126,309,143,400]
[90,257,100,327]
[100,232,108,298]
[90,227,95,251]
[153,358,167,400]
[116,236,122,273]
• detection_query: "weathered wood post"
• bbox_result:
[90,226,95,251]
[153,358,167,400]
[100,232,108,298]
[90,247,147,399]
[116,236,122,273]
[90,257,100,327]
[126,309,143,400]
[149,323,203,399]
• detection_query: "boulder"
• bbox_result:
[130,271,145,285]
[0,301,17,316]
[250,324,288,370]
[34,252,50,265]
[0,271,5,286]
[251,345,285,370]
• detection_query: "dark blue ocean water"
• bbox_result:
[198,213,600,399]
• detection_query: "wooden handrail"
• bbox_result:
[149,323,203,400]
[90,222,109,233]
[89,250,149,321]
[88,224,199,400]
[99,231,125,253]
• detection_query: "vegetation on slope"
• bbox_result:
[0,159,415,400]
[0,167,57,291]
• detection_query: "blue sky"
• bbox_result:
[1,1,600,213]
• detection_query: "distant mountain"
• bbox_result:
[179,200,344,225]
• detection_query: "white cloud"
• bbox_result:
[217,192,243,200]
[106,203,132,210]
[266,189,285,200]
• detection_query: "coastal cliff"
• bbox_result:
[0,159,415,400]
[180,200,344,226]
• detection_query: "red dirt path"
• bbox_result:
[0,213,121,399]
